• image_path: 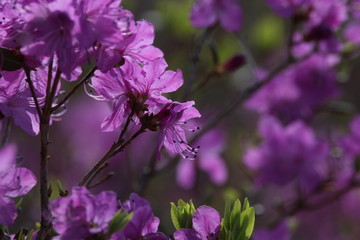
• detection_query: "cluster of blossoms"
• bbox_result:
[234,0,360,238]
[0,0,201,159]
[50,187,168,240]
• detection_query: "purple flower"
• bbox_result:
[176,129,228,189]
[333,116,360,187]
[246,54,339,123]
[244,116,328,190]
[155,101,201,160]
[174,206,221,240]
[90,58,184,132]
[344,22,360,45]
[72,0,129,49]
[0,144,37,226]
[264,0,310,17]
[94,20,163,72]
[21,0,79,75]
[253,221,290,240]
[111,193,168,240]
[50,187,119,240]
[190,0,242,32]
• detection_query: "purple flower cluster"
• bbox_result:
[0,144,36,226]
[244,116,328,191]
[0,0,201,159]
[50,187,168,240]
[246,54,339,123]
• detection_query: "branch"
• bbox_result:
[24,67,42,117]
[78,127,146,187]
[51,66,97,113]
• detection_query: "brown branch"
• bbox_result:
[51,66,97,113]
[24,67,42,117]
[37,68,62,240]
[78,127,146,187]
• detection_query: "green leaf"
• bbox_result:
[239,207,255,240]
[170,199,196,230]
[171,202,181,230]
[108,210,133,235]
[221,198,256,240]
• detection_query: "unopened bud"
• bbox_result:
[214,54,246,75]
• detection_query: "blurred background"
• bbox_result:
[7,0,360,239]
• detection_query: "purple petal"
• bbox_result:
[1,168,37,197]
[176,159,196,189]
[199,154,228,185]
[174,229,201,240]
[219,0,242,31]
[192,206,221,239]
[190,0,217,28]
[0,144,16,172]
[0,195,17,226]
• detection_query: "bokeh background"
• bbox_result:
[7,0,360,239]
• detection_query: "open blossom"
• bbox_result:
[0,66,52,135]
[176,129,228,189]
[174,206,221,240]
[244,116,328,190]
[155,101,201,160]
[94,20,163,72]
[90,58,183,132]
[0,144,37,226]
[50,187,119,240]
[111,193,168,240]
[190,0,242,32]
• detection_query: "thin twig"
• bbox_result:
[86,162,109,188]
[24,67,42,117]
[78,127,146,187]
[1,118,11,147]
[37,68,62,240]
[88,172,115,189]
[183,27,215,101]
[51,66,97,113]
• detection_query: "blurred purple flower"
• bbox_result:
[264,0,310,17]
[246,54,339,123]
[253,221,290,240]
[176,130,228,189]
[244,116,328,190]
[174,206,221,240]
[0,144,37,226]
[50,187,119,240]
[190,0,242,32]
